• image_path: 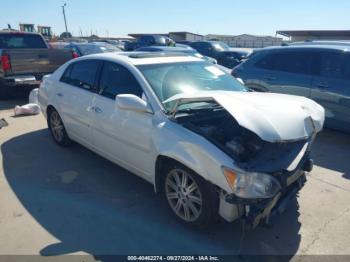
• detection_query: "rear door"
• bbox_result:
[91,61,154,178]
[310,50,350,131]
[249,50,313,97]
[58,60,101,147]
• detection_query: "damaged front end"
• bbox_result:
[167,91,324,227]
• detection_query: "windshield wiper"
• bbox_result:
[173,103,223,116]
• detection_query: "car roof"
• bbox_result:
[71,42,101,47]
[259,44,350,52]
[288,40,350,46]
[73,52,203,65]
[191,40,224,44]
[137,46,194,52]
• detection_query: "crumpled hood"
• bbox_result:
[165,91,325,142]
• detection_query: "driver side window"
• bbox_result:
[98,62,143,99]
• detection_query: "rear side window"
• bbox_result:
[98,62,143,99]
[318,52,350,80]
[0,34,47,49]
[60,60,100,91]
[255,51,311,74]
[60,65,72,83]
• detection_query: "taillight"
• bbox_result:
[1,54,11,72]
[72,52,79,59]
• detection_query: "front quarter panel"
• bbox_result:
[153,116,234,193]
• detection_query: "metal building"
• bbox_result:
[277,30,350,42]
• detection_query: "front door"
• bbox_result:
[91,61,154,178]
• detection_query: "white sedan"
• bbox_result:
[38,52,325,228]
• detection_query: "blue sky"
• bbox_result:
[1,0,349,37]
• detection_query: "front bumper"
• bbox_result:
[245,172,306,228]
[223,168,307,228]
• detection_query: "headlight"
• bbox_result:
[222,166,281,199]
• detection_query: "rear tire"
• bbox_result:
[162,162,218,228]
[48,109,72,146]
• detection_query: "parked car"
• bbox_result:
[49,41,70,49]
[88,39,126,50]
[124,41,138,51]
[190,41,250,68]
[38,52,324,228]
[106,40,126,50]
[232,45,350,132]
[124,35,175,51]
[285,40,350,47]
[0,31,75,98]
[175,40,192,45]
[64,42,122,57]
[135,46,217,64]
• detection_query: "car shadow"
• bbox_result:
[1,129,301,256]
[0,98,27,111]
[312,128,350,179]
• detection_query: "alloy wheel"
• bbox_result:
[50,111,64,142]
[165,168,203,222]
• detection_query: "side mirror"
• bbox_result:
[116,94,153,114]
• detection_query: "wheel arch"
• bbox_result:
[46,104,56,116]
[154,155,180,194]
[153,154,224,194]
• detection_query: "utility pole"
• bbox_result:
[62,3,68,33]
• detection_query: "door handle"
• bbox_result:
[317,83,329,89]
[92,106,102,113]
[264,75,276,81]
[56,93,63,97]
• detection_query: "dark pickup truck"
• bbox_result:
[0,31,74,98]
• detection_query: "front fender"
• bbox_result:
[153,120,234,193]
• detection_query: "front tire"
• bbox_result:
[162,163,217,228]
[48,109,72,146]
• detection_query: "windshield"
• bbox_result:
[212,42,230,51]
[137,61,247,111]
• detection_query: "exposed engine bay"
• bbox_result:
[175,107,310,173]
